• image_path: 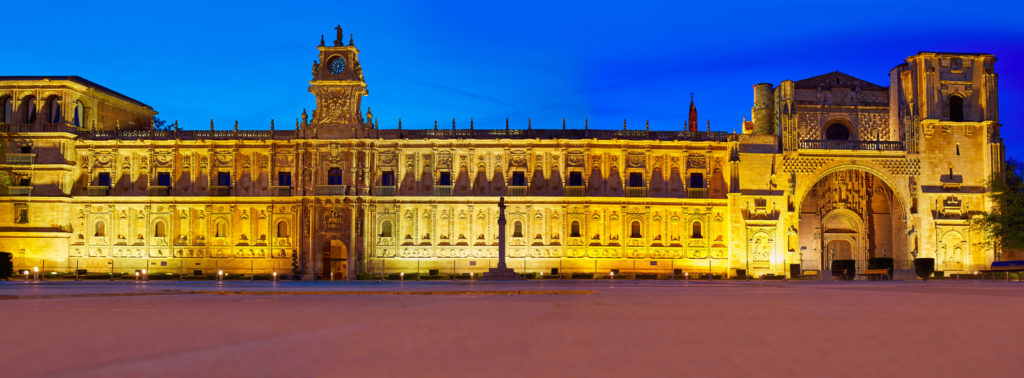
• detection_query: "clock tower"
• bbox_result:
[309,25,370,138]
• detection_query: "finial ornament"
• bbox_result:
[585,118,589,130]
[174,120,179,131]
[319,35,325,47]
[398,118,402,130]
[433,119,438,130]
[646,120,649,131]
[470,117,475,130]
[349,33,354,46]
[505,117,509,130]
[210,119,214,131]
[234,120,239,131]
[452,118,456,130]
[270,119,275,130]
[301,109,308,126]
[528,117,532,130]
[562,118,566,130]
[366,107,373,120]
[623,119,627,131]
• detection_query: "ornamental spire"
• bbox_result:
[688,92,698,132]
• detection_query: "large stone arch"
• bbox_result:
[794,162,911,221]
[318,238,348,279]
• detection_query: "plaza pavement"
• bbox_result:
[2,279,1023,377]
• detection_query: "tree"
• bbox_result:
[153,116,171,131]
[974,158,1024,255]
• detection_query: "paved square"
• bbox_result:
[2,280,1023,377]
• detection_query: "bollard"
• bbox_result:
[273,272,278,281]
[400,272,404,281]
[135,271,140,281]
[33,266,39,281]
[142,269,147,282]
[218,270,224,283]
[24,270,29,282]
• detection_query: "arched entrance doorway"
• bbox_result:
[320,240,348,279]
[798,169,907,274]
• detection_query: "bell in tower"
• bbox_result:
[308,25,370,138]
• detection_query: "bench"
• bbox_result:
[831,269,848,280]
[794,270,819,279]
[978,261,1024,281]
[858,268,890,281]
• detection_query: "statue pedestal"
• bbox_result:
[479,266,521,281]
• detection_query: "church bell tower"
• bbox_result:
[309,25,370,138]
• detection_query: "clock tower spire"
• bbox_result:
[309,25,369,138]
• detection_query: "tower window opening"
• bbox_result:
[47,97,61,123]
[21,96,36,123]
[949,95,964,122]
[0,96,11,124]
[825,123,850,141]
[73,101,84,127]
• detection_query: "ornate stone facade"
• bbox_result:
[0,29,1004,278]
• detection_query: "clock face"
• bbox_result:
[328,56,346,74]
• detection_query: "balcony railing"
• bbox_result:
[798,140,904,151]
[87,186,110,196]
[375,186,396,196]
[625,187,648,197]
[316,185,347,196]
[688,187,708,198]
[272,186,292,196]
[210,186,231,196]
[434,185,453,196]
[148,186,170,196]
[8,186,32,196]
[5,153,35,165]
[508,186,528,196]
[565,186,586,197]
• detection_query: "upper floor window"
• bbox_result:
[568,171,584,186]
[18,177,30,186]
[691,221,703,238]
[97,172,111,187]
[328,167,344,185]
[157,172,171,187]
[73,101,84,127]
[438,171,452,186]
[217,172,231,187]
[513,221,523,237]
[19,145,31,154]
[511,171,526,186]
[570,221,581,238]
[628,172,644,187]
[15,208,28,224]
[825,123,850,141]
[20,96,36,123]
[47,97,61,123]
[949,95,964,122]
[0,96,11,124]
[689,173,704,188]
[630,221,642,238]
[278,172,292,186]
[380,171,395,186]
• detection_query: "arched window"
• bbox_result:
[154,221,167,237]
[73,100,84,127]
[94,221,105,237]
[380,220,393,237]
[0,96,12,124]
[513,221,523,237]
[630,221,642,238]
[276,221,289,238]
[570,221,581,238]
[691,221,703,239]
[215,221,226,238]
[328,167,344,185]
[825,123,849,141]
[47,96,61,123]
[949,95,964,122]
[20,96,36,123]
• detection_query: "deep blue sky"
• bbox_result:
[7,1,1024,155]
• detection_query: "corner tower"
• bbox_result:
[309,25,370,138]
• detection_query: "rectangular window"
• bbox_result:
[438,171,451,186]
[689,173,704,188]
[157,172,171,187]
[97,172,110,187]
[628,172,644,187]
[568,171,584,186]
[20,145,31,153]
[511,171,526,186]
[217,172,231,187]
[381,171,395,186]
[15,208,28,224]
[278,172,292,186]
[18,177,30,186]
